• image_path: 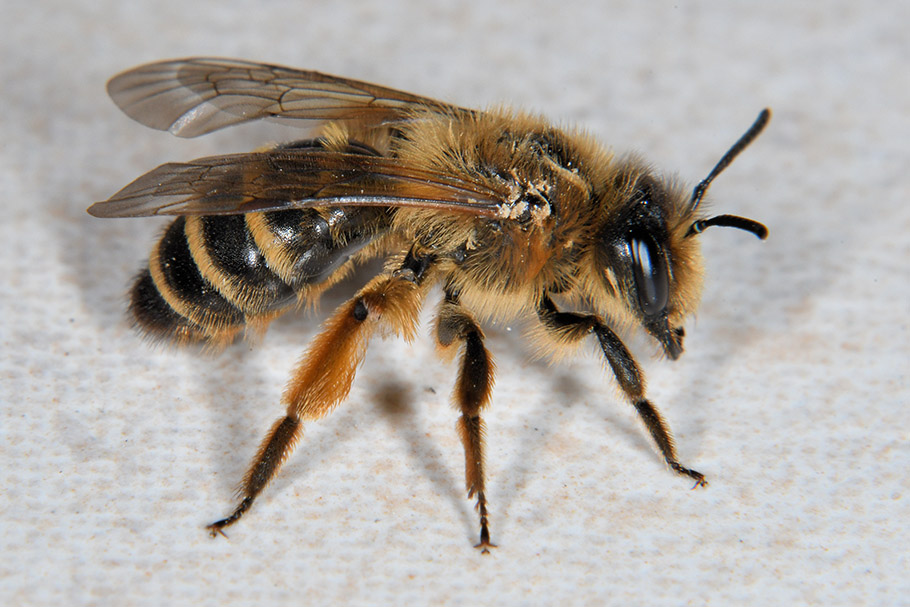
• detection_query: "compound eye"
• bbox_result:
[628,234,669,317]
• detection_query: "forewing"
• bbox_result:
[107,57,467,138]
[88,149,506,218]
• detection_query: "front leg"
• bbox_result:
[435,288,497,553]
[537,296,706,487]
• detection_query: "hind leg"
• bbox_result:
[208,250,435,535]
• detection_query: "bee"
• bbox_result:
[90,57,770,552]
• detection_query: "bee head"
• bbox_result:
[590,109,770,359]
[594,174,692,359]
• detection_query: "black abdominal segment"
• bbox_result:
[133,217,245,342]
[196,214,296,311]
[258,207,390,288]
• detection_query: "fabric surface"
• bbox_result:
[1,1,907,605]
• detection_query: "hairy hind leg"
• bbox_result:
[208,252,434,536]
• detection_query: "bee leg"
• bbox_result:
[436,289,497,553]
[207,252,434,536]
[537,296,706,488]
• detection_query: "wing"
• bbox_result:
[107,57,468,138]
[88,148,508,219]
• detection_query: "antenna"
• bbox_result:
[685,109,771,240]
[689,108,771,212]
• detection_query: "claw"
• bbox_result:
[206,522,230,538]
[474,539,497,554]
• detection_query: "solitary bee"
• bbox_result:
[90,58,770,552]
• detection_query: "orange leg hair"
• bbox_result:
[207,252,432,536]
[435,288,496,553]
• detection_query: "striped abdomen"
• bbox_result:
[131,206,392,344]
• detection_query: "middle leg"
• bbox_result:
[435,288,496,552]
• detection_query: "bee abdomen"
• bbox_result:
[131,207,391,344]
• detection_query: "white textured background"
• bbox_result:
[1,1,907,605]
